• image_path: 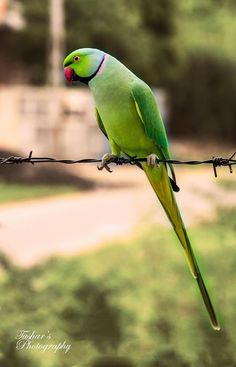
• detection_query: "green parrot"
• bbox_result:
[63,48,220,330]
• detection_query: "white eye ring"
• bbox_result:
[73,56,80,62]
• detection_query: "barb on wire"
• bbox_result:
[0,150,235,178]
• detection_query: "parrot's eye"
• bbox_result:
[73,56,80,62]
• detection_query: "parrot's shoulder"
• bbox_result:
[130,78,154,97]
[130,78,160,125]
[130,77,179,190]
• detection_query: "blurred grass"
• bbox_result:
[0,205,235,366]
[217,178,236,191]
[0,183,78,204]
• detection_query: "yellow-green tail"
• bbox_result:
[142,163,220,330]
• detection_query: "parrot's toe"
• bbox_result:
[97,153,117,173]
[147,154,160,167]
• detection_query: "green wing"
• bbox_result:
[131,80,179,192]
[95,108,108,139]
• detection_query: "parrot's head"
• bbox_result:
[63,48,106,85]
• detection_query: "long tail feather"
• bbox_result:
[142,163,220,330]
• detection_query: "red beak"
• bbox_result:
[64,67,74,83]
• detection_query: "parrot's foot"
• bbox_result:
[97,153,117,173]
[147,154,160,167]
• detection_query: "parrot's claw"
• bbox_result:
[97,153,117,173]
[147,153,160,167]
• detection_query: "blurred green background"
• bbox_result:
[1,0,236,142]
[0,1,236,366]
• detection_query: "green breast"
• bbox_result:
[89,56,155,156]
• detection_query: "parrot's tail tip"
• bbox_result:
[213,323,221,331]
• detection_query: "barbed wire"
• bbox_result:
[0,151,235,178]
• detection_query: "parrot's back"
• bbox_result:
[89,56,157,157]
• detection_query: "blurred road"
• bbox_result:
[0,165,235,267]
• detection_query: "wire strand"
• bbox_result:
[0,151,235,178]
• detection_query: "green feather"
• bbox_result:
[131,81,177,186]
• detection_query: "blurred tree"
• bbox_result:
[139,0,179,85]
[17,0,49,84]
[0,0,49,84]
[91,356,134,367]
[61,281,123,352]
[49,0,65,86]
[65,0,178,85]
[0,0,235,141]
[167,0,236,143]
[197,323,236,367]
[149,349,190,367]
[177,0,236,60]
[64,0,151,81]
[168,55,236,143]
[0,338,35,367]
[0,0,178,85]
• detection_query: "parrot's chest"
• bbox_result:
[90,82,154,154]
